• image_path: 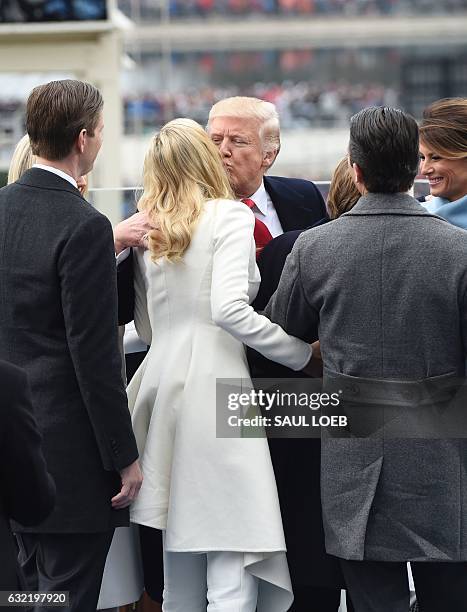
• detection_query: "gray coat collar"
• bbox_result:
[344,192,439,218]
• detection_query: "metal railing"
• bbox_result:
[88,180,431,225]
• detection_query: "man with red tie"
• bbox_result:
[207,96,326,255]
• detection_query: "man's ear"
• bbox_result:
[77,129,87,154]
[352,163,367,195]
[351,162,361,182]
[262,147,279,170]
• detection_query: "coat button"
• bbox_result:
[346,384,359,396]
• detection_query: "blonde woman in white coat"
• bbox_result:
[127,118,314,612]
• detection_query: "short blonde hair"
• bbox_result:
[138,118,234,262]
[8,134,35,184]
[326,156,361,220]
[208,96,280,154]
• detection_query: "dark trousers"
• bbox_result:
[139,525,164,604]
[340,559,467,612]
[16,531,114,612]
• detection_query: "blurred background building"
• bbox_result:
[0,0,466,219]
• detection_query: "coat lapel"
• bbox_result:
[264,176,319,231]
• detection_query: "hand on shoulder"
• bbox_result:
[113,212,154,254]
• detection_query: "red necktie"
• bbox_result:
[241,198,273,258]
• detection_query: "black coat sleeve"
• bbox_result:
[0,362,56,526]
[58,214,138,471]
[264,234,319,343]
[248,231,303,379]
[253,230,302,311]
[117,250,136,325]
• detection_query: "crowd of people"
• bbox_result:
[0,81,398,143]
[2,0,466,22]
[4,0,467,22]
[118,0,467,19]
[1,80,467,612]
[124,81,398,133]
[0,0,106,22]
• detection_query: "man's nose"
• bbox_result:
[219,139,231,157]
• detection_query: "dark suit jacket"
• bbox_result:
[117,175,327,325]
[0,168,138,533]
[263,175,326,231]
[0,360,55,590]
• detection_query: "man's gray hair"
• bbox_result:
[208,96,281,154]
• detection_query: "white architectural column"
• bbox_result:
[0,23,123,224]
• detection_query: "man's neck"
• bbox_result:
[35,157,79,182]
[235,179,263,200]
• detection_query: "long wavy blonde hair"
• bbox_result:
[138,118,234,262]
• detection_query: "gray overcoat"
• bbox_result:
[265,192,467,561]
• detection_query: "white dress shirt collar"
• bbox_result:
[33,164,78,190]
[246,180,283,238]
[248,181,270,216]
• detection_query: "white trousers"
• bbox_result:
[162,542,259,611]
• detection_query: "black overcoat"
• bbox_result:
[0,168,138,533]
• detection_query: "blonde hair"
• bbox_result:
[208,96,280,155]
[138,118,234,262]
[326,157,361,220]
[420,98,467,160]
[8,134,35,184]
[7,133,89,197]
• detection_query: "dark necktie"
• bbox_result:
[241,198,273,258]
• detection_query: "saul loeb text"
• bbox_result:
[216,379,348,438]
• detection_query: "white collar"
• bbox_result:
[33,164,78,189]
[247,181,270,216]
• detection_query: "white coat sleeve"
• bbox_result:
[210,200,311,371]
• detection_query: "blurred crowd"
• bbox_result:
[0,0,106,22]
[118,0,467,19]
[124,82,399,133]
[0,81,399,137]
[2,0,466,23]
